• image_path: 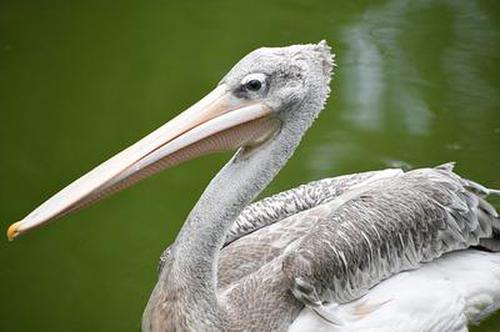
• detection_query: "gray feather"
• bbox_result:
[281,165,500,304]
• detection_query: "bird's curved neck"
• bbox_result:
[167,113,310,322]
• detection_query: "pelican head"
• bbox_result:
[7,41,333,240]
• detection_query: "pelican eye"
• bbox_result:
[239,73,267,95]
[245,79,262,91]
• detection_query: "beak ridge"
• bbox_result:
[8,84,276,240]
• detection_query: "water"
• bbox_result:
[1,0,499,330]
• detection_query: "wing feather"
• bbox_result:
[224,168,403,245]
[282,165,499,304]
[289,250,500,332]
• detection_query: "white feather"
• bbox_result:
[289,250,500,332]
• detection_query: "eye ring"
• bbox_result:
[245,79,262,91]
[239,73,267,95]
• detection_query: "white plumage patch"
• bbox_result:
[288,250,500,332]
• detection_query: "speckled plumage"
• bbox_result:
[142,42,500,331]
[281,164,499,305]
[225,169,402,245]
[153,164,500,331]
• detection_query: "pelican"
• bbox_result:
[7,41,500,331]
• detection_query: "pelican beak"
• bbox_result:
[7,84,278,240]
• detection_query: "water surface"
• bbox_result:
[1,0,499,330]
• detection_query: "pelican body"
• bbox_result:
[8,42,500,331]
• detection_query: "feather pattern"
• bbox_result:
[155,163,500,330]
[288,250,500,332]
[142,42,500,331]
[159,168,403,273]
[281,164,499,305]
[225,169,403,245]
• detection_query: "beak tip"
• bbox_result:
[7,221,21,241]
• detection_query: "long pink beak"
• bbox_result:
[7,84,278,240]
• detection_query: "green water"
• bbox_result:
[1,1,499,331]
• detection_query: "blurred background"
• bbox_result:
[1,0,499,330]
